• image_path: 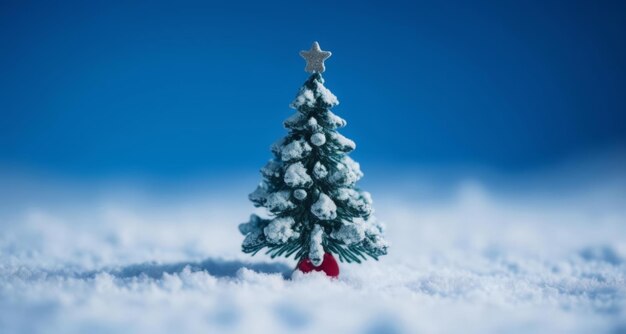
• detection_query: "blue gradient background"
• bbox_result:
[1,0,625,179]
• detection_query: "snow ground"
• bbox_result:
[1,165,625,334]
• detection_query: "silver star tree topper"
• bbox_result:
[300,41,332,73]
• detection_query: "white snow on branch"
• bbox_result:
[263,217,300,244]
[364,233,389,256]
[238,214,266,235]
[314,80,339,107]
[360,191,373,205]
[330,157,363,186]
[331,219,366,245]
[270,137,286,156]
[311,193,337,220]
[307,117,321,131]
[362,217,389,256]
[283,112,307,130]
[290,80,339,109]
[284,162,312,188]
[364,216,385,236]
[248,183,268,207]
[329,132,356,152]
[330,169,358,187]
[321,111,346,129]
[280,138,312,162]
[335,188,358,201]
[335,188,372,216]
[309,224,325,266]
[265,190,296,212]
[290,88,316,109]
[313,162,328,179]
[242,229,264,248]
[342,157,363,178]
[260,160,282,179]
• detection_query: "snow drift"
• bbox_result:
[0,162,625,333]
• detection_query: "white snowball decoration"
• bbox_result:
[310,132,326,146]
[293,189,307,200]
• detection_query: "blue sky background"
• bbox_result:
[1,0,625,180]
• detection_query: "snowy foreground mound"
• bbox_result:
[1,172,625,333]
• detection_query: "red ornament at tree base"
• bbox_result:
[296,252,340,278]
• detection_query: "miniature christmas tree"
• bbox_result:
[239,42,388,277]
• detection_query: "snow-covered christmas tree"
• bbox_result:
[239,42,388,276]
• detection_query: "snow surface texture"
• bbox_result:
[1,164,626,334]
